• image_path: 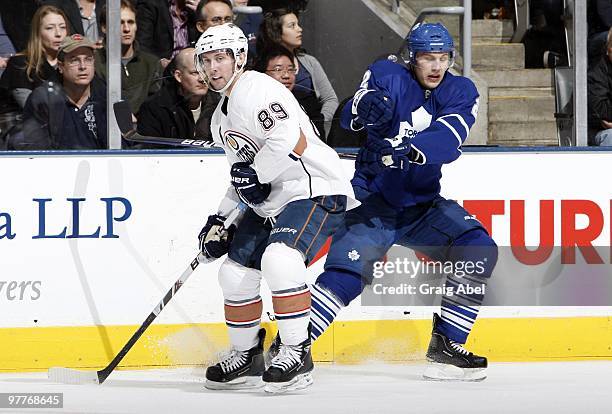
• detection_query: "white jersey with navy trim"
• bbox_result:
[211,71,358,218]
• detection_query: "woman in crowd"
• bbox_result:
[0,5,68,109]
[256,8,338,135]
[0,5,68,148]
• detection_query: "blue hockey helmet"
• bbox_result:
[403,22,455,67]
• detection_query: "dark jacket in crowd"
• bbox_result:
[588,0,612,37]
[42,0,106,38]
[197,90,220,142]
[0,54,61,111]
[298,93,324,138]
[95,43,163,113]
[0,0,38,52]
[12,77,107,150]
[135,0,199,60]
[587,55,612,143]
[136,78,214,148]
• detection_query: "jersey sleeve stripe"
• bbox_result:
[440,113,470,137]
[437,118,463,147]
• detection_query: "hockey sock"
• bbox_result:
[224,295,263,351]
[310,283,343,341]
[262,243,311,346]
[272,284,311,346]
[439,301,480,344]
[311,268,364,341]
[437,229,498,343]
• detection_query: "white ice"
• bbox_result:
[1,361,610,414]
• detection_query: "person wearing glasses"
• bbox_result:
[13,34,107,149]
[195,0,234,34]
[256,45,324,137]
[135,0,200,66]
[257,8,338,137]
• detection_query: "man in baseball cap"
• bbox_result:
[14,33,107,149]
[58,33,97,58]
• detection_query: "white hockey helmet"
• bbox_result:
[194,23,248,94]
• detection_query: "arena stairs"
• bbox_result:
[367,0,558,146]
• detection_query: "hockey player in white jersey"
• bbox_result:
[194,23,357,393]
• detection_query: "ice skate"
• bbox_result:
[263,336,314,393]
[205,328,266,390]
[423,313,488,382]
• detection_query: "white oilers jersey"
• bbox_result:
[211,71,357,218]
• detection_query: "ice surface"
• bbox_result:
[1,361,610,414]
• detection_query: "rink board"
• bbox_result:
[1,151,611,371]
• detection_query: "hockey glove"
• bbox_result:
[230,162,271,206]
[198,214,235,258]
[356,136,411,176]
[353,89,394,126]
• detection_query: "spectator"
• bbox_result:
[255,45,324,136]
[588,27,612,146]
[95,0,163,114]
[588,0,612,68]
[136,0,199,66]
[195,0,234,34]
[0,5,69,149]
[12,34,107,150]
[256,8,338,133]
[0,5,68,109]
[136,47,212,146]
[42,0,106,44]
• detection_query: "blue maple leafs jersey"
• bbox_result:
[341,59,480,208]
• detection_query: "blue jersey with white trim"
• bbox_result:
[341,59,479,208]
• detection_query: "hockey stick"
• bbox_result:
[112,101,358,159]
[48,204,245,385]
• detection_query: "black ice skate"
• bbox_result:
[264,331,281,367]
[205,328,266,390]
[262,336,314,393]
[423,313,488,382]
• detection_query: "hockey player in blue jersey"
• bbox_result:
[270,22,499,381]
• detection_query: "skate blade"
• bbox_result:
[205,376,264,390]
[423,363,487,382]
[264,372,313,394]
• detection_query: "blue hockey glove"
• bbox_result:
[356,136,411,176]
[198,214,235,258]
[353,89,394,126]
[230,162,271,206]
